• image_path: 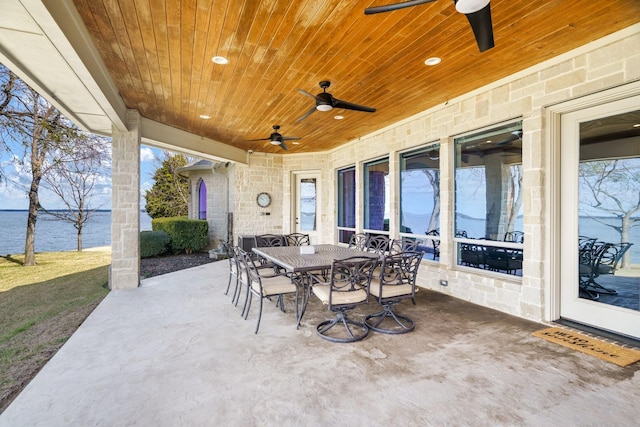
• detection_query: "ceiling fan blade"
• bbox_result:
[495,131,522,146]
[279,141,289,151]
[297,88,323,102]
[364,0,436,15]
[333,98,376,113]
[282,136,301,141]
[463,3,494,52]
[296,106,317,122]
[246,137,271,141]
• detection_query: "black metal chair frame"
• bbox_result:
[579,241,633,298]
[222,241,238,296]
[365,252,422,334]
[238,249,299,334]
[348,233,369,251]
[390,237,419,255]
[310,256,377,343]
[367,234,390,255]
[286,233,310,246]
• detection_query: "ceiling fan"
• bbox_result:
[495,130,522,146]
[296,81,376,122]
[246,125,300,151]
[364,0,494,53]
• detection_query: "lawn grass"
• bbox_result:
[0,250,111,413]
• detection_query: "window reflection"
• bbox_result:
[364,157,389,233]
[454,120,524,275]
[337,166,356,244]
[578,109,640,310]
[400,144,440,260]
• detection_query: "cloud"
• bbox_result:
[140,146,156,162]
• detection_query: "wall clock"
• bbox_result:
[256,192,272,208]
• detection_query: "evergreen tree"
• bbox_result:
[144,153,189,218]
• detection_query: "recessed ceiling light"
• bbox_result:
[199,114,211,119]
[633,123,640,128]
[292,141,300,145]
[424,57,442,66]
[334,115,344,120]
[212,56,228,65]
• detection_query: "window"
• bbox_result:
[454,120,523,275]
[363,157,389,234]
[198,180,207,220]
[400,144,440,260]
[337,166,356,244]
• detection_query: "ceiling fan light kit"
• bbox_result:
[364,0,494,52]
[455,0,490,14]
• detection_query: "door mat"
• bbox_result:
[532,327,640,367]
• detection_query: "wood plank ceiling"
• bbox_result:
[72,0,640,154]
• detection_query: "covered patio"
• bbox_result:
[1,261,638,426]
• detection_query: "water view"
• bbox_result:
[0,210,153,255]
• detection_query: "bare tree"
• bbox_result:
[42,135,110,251]
[0,64,85,265]
[579,159,640,267]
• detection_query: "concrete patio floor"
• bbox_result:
[1,260,639,426]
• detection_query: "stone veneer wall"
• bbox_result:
[188,166,231,249]
[232,152,286,239]
[110,110,141,289]
[266,26,639,323]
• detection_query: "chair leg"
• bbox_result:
[316,311,369,343]
[224,271,233,295]
[365,303,415,334]
[243,292,253,319]
[255,296,263,334]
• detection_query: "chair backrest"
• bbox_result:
[598,242,633,271]
[255,234,287,247]
[504,231,524,243]
[374,252,422,302]
[348,233,369,251]
[367,235,390,255]
[327,256,377,309]
[389,237,418,255]
[237,248,263,292]
[286,233,310,246]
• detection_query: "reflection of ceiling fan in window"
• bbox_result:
[365,0,495,53]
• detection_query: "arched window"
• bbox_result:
[198,180,207,220]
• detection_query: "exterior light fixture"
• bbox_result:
[425,57,441,66]
[212,56,228,64]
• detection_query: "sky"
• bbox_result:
[0,143,162,210]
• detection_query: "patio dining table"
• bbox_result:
[252,244,379,327]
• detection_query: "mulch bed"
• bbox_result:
[140,252,217,278]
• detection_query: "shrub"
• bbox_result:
[152,217,208,254]
[140,230,171,258]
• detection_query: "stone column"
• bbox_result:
[109,110,141,289]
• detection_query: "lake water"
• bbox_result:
[0,210,152,255]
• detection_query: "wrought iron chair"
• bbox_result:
[367,234,390,255]
[255,234,287,247]
[254,234,287,272]
[310,256,377,343]
[348,233,369,251]
[365,252,422,334]
[222,241,238,296]
[286,233,310,246]
[237,249,299,334]
[389,237,419,255]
